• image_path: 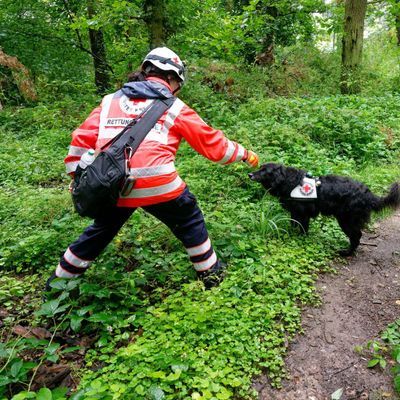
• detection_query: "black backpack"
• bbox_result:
[71,96,175,219]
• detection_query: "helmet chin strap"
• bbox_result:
[172,83,182,94]
[166,74,183,94]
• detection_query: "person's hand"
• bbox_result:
[243,150,259,168]
[68,180,74,193]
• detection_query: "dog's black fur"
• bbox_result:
[249,163,400,256]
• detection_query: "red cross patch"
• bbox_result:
[300,183,314,196]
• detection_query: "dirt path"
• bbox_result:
[256,213,400,400]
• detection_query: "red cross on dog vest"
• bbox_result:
[290,177,319,199]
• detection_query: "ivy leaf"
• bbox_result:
[10,392,36,399]
[36,299,68,317]
[46,342,60,355]
[88,312,115,324]
[148,386,165,400]
[0,375,12,387]
[36,387,53,400]
[46,354,59,363]
[70,315,84,332]
[51,387,68,399]
[50,279,68,290]
[394,374,400,393]
[76,305,94,317]
[10,359,23,378]
[393,346,400,363]
[171,364,188,373]
[367,358,380,368]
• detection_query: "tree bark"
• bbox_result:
[340,0,368,94]
[396,0,400,45]
[87,0,110,94]
[397,17,400,46]
[255,5,278,66]
[144,0,165,48]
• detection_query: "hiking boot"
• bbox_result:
[45,272,57,292]
[197,261,226,289]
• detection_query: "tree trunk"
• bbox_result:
[0,48,37,102]
[340,0,367,94]
[255,5,278,66]
[144,0,165,48]
[87,0,110,94]
[396,0,400,46]
[397,16,400,46]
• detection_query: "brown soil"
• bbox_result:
[256,213,400,400]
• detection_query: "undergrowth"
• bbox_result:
[1,83,400,399]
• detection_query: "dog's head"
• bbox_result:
[248,163,287,191]
[249,163,304,196]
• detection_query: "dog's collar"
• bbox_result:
[289,174,321,200]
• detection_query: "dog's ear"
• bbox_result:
[269,165,287,191]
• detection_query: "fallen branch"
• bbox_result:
[360,241,378,247]
[329,363,354,378]
[0,48,37,102]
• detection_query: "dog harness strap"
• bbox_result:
[290,176,320,200]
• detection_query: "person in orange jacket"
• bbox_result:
[46,47,259,291]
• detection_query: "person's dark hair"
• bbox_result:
[127,70,147,82]
[127,64,179,83]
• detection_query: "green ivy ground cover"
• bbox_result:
[0,92,399,399]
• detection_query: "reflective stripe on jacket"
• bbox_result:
[64,78,248,207]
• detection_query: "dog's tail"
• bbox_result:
[372,182,400,211]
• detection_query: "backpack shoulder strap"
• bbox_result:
[107,96,175,153]
[101,96,175,151]
[126,97,175,151]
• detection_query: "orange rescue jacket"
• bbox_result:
[64,78,249,207]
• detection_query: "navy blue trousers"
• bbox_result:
[56,188,218,278]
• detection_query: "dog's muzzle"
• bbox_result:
[248,173,255,180]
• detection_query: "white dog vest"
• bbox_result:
[290,176,320,200]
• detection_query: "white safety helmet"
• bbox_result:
[142,47,186,84]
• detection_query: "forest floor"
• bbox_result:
[255,213,400,400]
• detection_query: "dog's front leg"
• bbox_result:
[290,212,310,234]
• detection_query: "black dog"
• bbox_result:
[249,163,400,256]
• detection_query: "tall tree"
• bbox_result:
[395,0,400,45]
[144,0,165,48]
[87,0,110,94]
[340,0,368,94]
[255,5,278,66]
[240,0,323,65]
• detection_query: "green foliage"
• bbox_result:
[361,320,400,393]
[361,32,400,95]
[1,62,400,398]
[9,387,68,400]
[1,0,400,396]
[76,232,338,399]
[39,269,144,347]
[0,336,70,399]
[237,0,325,61]
[382,320,400,394]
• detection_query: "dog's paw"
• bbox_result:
[338,248,355,257]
